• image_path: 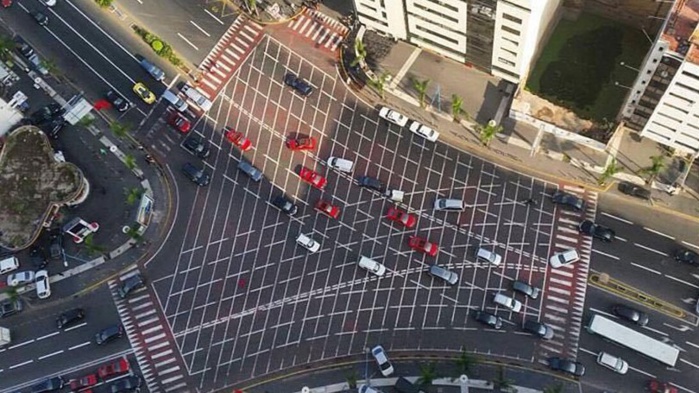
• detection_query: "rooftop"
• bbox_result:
[662,0,699,63]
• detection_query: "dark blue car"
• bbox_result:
[284,73,313,96]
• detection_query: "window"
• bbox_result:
[502,13,522,24]
[498,57,515,67]
[502,25,520,36]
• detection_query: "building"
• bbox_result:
[351,0,562,83]
[621,0,699,155]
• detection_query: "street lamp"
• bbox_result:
[614,81,632,89]
[620,61,640,72]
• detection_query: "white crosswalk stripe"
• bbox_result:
[288,9,349,51]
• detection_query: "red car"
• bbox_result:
[649,380,678,393]
[386,207,416,228]
[408,236,439,257]
[167,112,191,134]
[97,357,130,379]
[299,167,327,189]
[315,200,340,219]
[224,127,252,151]
[286,136,316,151]
[70,374,98,390]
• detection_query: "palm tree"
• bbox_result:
[492,365,514,391]
[345,370,359,389]
[124,187,143,205]
[412,78,430,108]
[479,120,502,146]
[5,287,18,302]
[77,116,96,127]
[642,154,666,184]
[543,384,564,393]
[417,362,438,387]
[599,158,622,185]
[0,35,14,62]
[124,154,136,170]
[246,0,258,16]
[110,121,130,139]
[368,73,391,100]
[125,225,142,240]
[350,38,367,68]
[454,348,477,377]
[451,94,464,122]
[83,234,105,256]
[39,58,59,78]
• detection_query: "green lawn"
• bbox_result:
[527,13,650,123]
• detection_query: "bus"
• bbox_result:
[586,314,679,367]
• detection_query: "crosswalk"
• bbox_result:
[288,8,349,52]
[536,185,597,362]
[196,15,265,100]
[110,267,191,393]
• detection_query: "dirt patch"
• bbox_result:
[0,126,83,250]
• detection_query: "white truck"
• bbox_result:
[0,326,11,346]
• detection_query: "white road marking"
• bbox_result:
[39,350,64,360]
[680,357,699,369]
[178,33,199,50]
[682,240,699,250]
[9,360,33,369]
[204,9,225,24]
[8,339,35,350]
[591,249,619,260]
[64,322,87,332]
[665,275,699,289]
[644,226,675,240]
[600,212,633,224]
[68,342,91,350]
[634,243,668,257]
[630,262,661,275]
[190,20,211,36]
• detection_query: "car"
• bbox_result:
[547,357,585,376]
[674,248,697,264]
[357,176,386,192]
[118,274,145,298]
[35,269,51,299]
[493,293,522,312]
[549,249,579,268]
[427,264,459,285]
[16,39,34,58]
[139,58,165,81]
[183,136,211,158]
[63,218,99,243]
[110,375,142,393]
[7,271,35,287]
[98,357,130,379]
[56,308,85,329]
[224,127,252,151]
[370,345,394,377]
[284,72,313,96]
[473,310,502,329]
[597,352,628,374]
[551,191,584,211]
[315,200,340,219]
[286,136,316,151]
[648,379,678,393]
[39,0,57,6]
[0,299,23,318]
[70,374,97,391]
[182,84,213,111]
[358,385,382,393]
[299,167,327,189]
[618,181,651,200]
[49,230,64,260]
[434,198,465,211]
[523,319,554,339]
[512,280,540,299]
[30,103,64,126]
[31,376,65,393]
[182,162,210,186]
[272,196,298,215]
[476,247,502,266]
[95,324,124,345]
[408,236,439,257]
[408,121,439,141]
[612,304,649,326]
[385,207,416,228]
[579,220,615,242]
[358,256,386,277]
[167,111,191,133]
[296,234,320,253]
[42,118,66,139]
[132,82,156,104]
[378,107,409,127]
[31,10,49,26]
[105,90,130,112]
[30,246,48,269]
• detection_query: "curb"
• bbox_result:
[233,3,307,26]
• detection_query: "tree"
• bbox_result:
[246,0,258,16]
[412,78,430,108]
[125,225,142,241]
[641,154,666,184]
[94,0,113,8]
[345,370,359,389]
[124,187,143,205]
[454,348,478,377]
[110,121,130,139]
[77,116,96,128]
[83,233,105,256]
[40,58,60,80]
[350,38,367,68]
[451,94,464,122]
[417,362,438,387]
[598,158,621,185]
[0,35,14,62]
[124,154,136,170]
[368,72,391,100]
[492,365,514,392]
[478,120,502,146]
[543,384,564,393]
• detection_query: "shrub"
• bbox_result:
[151,40,163,53]
[94,0,113,8]
[144,32,157,44]
[169,55,183,67]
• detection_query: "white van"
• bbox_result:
[434,198,464,211]
[358,256,386,277]
[493,293,522,312]
[0,256,19,275]
[596,352,628,374]
[161,90,188,112]
[296,234,320,253]
[182,85,213,112]
[327,157,354,173]
[476,247,502,266]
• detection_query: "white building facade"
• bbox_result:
[351,0,562,83]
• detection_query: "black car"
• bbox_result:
[512,280,540,299]
[283,72,313,96]
[578,220,615,242]
[675,248,697,264]
[95,324,124,345]
[547,357,585,376]
[551,191,584,211]
[473,310,502,329]
[618,181,651,200]
[523,319,554,340]
[110,376,142,393]
[56,308,85,329]
[118,274,145,298]
[272,196,298,216]
[183,136,211,158]
[49,230,64,260]
[42,118,67,139]
[15,38,34,59]
[182,163,211,186]
[31,376,65,393]
[612,304,649,326]
[0,299,23,318]
[106,90,130,112]
[31,10,49,26]
[30,246,48,269]
[357,176,386,193]
[30,104,64,126]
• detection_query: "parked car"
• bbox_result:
[299,167,327,189]
[284,72,313,96]
[358,385,382,393]
[378,107,409,127]
[31,376,65,393]
[31,10,49,26]
[63,218,99,243]
[167,111,191,133]
[106,90,130,112]
[315,200,340,219]
[408,121,439,141]
[357,176,386,192]
[648,379,678,393]
[272,196,298,215]
[408,236,438,257]
[15,38,34,58]
[357,256,386,277]
[237,160,263,182]
[512,280,540,299]
[295,234,320,253]
[70,374,98,391]
[547,357,585,376]
[551,191,584,211]
[35,269,51,299]
[370,345,394,377]
[385,207,416,228]
[30,246,48,269]
[618,181,651,200]
[612,304,649,326]
[182,84,213,111]
[523,320,554,339]
[286,136,316,150]
[0,299,23,318]
[139,58,165,81]
[182,162,211,186]
[132,82,156,104]
[98,357,130,379]
[30,103,64,126]
[7,271,35,287]
[493,293,522,312]
[95,324,124,345]
[42,118,66,139]
[224,127,252,151]
[579,220,615,242]
[473,310,502,329]
[183,136,211,158]
[549,249,579,268]
[118,274,145,298]
[56,308,85,329]
[427,264,458,285]
[476,247,502,266]
[110,375,142,393]
[434,198,464,212]
[597,352,628,374]
[327,156,354,173]
[674,248,697,264]
[49,230,64,260]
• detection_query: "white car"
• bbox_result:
[549,249,580,268]
[35,270,51,299]
[40,0,57,6]
[7,271,35,287]
[409,121,439,142]
[378,107,409,127]
[63,218,99,244]
[358,385,382,393]
[371,345,394,376]
[358,256,386,277]
[295,234,320,253]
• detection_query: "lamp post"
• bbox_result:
[620,61,640,72]
[614,81,632,89]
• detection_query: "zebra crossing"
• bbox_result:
[110,267,191,393]
[196,15,264,100]
[536,185,598,362]
[287,8,349,52]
